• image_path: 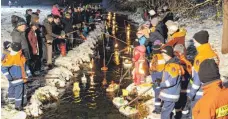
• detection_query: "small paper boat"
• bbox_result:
[106,83,119,92]
[112,97,128,108]
[123,59,132,69]
[119,106,138,117]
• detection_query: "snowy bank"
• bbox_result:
[1,20,104,118]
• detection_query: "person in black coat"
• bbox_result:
[52,15,64,54]
[62,12,74,50]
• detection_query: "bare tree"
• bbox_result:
[222,0,228,54]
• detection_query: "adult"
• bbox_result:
[62,12,74,50]
[11,19,31,61]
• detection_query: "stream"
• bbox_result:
[41,13,137,119]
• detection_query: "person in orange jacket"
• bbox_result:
[150,40,165,114]
[162,20,187,55]
[193,59,228,119]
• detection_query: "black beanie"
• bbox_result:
[3,41,11,49]
[198,59,220,83]
[16,19,26,27]
[11,42,22,52]
[152,45,161,54]
[162,46,174,57]
[193,30,209,44]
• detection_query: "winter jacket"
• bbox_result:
[150,54,165,72]
[52,6,61,17]
[73,12,82,24]
[62,17,74,33]
[159,58,182,102]
[188,43,218,100]
[28,29,39,55]
[11,28,30,60]
[138,36,147,46]
[193,80,228,119]
[43,19,58,43]
[52,22,64,36]
[1,51,32,85]
[25,14,31,26]
[132,45,147,85]
[162,28,186,50]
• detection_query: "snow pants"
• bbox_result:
[8,82,27,108]
[152,72,163,112]
[161,101,175,119]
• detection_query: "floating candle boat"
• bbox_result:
[123,59,133,69]
[106,81,120,92]
[112,97,128,108]
[119,106,138,117]
[81,73,87,83]
[73,82,80,92]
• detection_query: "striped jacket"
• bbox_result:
[188,43,218,100]
[159,58,182,102]
[1,51,32,85]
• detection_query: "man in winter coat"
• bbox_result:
[184,30,220,118]
[43,14,61,68]
[158,46,183,119]
[1,42,32,110]
[11,19,31,61]
[52,16,66,56]
[25,9,32,26]
[27,23,41,75]
[132,41,147,85]
[150,40,165,114]
[62,12,74,50]
[192,59,228,119]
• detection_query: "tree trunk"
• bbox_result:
[222,0,228,54]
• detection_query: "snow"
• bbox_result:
[1,6,105,118]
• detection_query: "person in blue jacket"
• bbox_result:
[1,42,32,111]
[156,46,182,119]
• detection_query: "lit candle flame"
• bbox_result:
[139,63,145,74]
[115,43,118,48]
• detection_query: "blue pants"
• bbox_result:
[161,101,175,119]
[8,82,27,108]
[152,72,163,112]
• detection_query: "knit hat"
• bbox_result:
[153,40,161,45]
[174,44,185,54]
[11,42,21,52]
[16,19,26,27]
[161,46,174,57]
[193,30,209,44]
[152,44,161,54]
[3,41,11,49]
[165,20,179,35]
[198,59,220,83]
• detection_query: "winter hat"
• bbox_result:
[153,40,161,45]
[149,9,156,16]
[161,46,174,57]
[174,44,185,54]
[152,44,161,54]
[16,19,26,27]
[47,14,53,19]
[193,30,209,44]
[198,59,220,83]
[3,41,11,49]
[165,20,179,35]
[11,42,21,52]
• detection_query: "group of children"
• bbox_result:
[131,5,228,119]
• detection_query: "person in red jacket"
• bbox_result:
[132,41,147,85]
[27,23,41,75]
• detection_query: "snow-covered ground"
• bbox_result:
[1,6,105,118]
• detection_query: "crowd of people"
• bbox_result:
[131,4,228,119]
[1,3,103,111]
[1,2,228,119]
